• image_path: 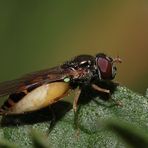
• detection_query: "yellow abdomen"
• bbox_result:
[10,82,70,114]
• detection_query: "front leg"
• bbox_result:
[91,84,110,94]
[91,84,122,106]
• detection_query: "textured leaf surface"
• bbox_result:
[106,119,148,148]
[0,86,148,148]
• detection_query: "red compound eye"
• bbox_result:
[97,57,112,79]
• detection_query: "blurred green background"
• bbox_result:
[0,0,148,94]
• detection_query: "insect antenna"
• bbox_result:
[113,56,122,63]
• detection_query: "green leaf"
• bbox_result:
[105,119,148,148]
[0,139,18,148]
[0,86,148,148]
[31,130,50,148]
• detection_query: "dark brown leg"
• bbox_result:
[73,89,81,112]
[48,106,56,133]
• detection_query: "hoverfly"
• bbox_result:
[0,53,121,115]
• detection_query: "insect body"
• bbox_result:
[0,53,121,115]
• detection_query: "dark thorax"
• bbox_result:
[61,55,97,87]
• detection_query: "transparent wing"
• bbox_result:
[0,66,67,96]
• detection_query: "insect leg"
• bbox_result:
[73,88,81,112]
[91,84,110,93]
[73,88,82,138]
[48,106,56,133]
[91,84,122,106]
